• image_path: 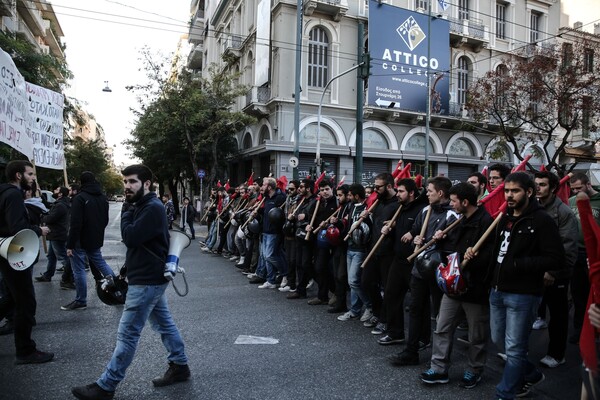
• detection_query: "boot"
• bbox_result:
[152,362,191,387]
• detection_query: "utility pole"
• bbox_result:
[292,0,302,180]
[355,22,365,185]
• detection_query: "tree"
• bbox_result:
[467,34,600,175]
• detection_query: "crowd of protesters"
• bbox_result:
[196,163,600,400]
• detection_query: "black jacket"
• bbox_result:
[449,206,494,304]
[121,192,169,285]
[369,193,400,255]
[43,196,70,241]
[0,184,42,237]
[66,182,109,250]
[392,194,428,263]
[261,189,286,234]
[489,198,566,296]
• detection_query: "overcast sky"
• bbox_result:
[53,0,190,166]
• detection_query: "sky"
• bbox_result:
[51,0,191,166]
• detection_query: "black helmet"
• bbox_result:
[351,222,371,246]
[268,207,285,230]
[96,275,127,306]
[415,248,443,279]
[247,218,261,234]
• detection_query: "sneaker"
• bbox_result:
[286,292,306,300]
[152,362,191,387]
[371,322,387,335]
[539,355,565,368]
[278,285,291,292]
[246,273,257,279]
[389,350,419,366]
[60,281,76,290]
[497,352,507,362]
[418,341,431,351]
[61,301,87,311]
[306,279,315,289]
[279,277,288,288]
[420,368,449,384]
[257,282,277,289]
[307,298,328,305]
[248,276,265,284]
[516,371,545,398]
[360,308,374,323]
[532,317,548,330]
[328,294,337,306]
[337,311,359,321]
[72,383,115,400]
[229,255,239,262]
[377,334,405,345]
[34,274,51,282]
[15,350,54,365]
[458,370,481,389]
[363,316,378,328]
[235,257,246,266]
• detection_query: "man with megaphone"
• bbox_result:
[72,164,189,400]
[0,160,52,365]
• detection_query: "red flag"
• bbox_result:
[394,163,412,185]
[277,175,288,191]
[247,172,254,187]
[415,174,423,189]
[576,192,600,373]
[225,179,230,191]
[314,171,326,192]
[336,176,346,189]
[391,160,403,178]
[556,174,571,205]
[365,190,378,208]
[480,182,506,217]
[217,196,223,213]
[539,164,547,172]
[512,154,533,172]
[481,166,488,178]
[217,180,222,188]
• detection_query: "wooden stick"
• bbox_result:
[240,198,265,230]
[362,204,403,268]
[311,205,342,236]
[200,199,216,222]
[216,197,235,219]
[407,217,462,262]
[460,211,503,269]
[344,199,379,241]
[413,206,432,254]
[305,198,321,240]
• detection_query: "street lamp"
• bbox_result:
[102,81,112,93]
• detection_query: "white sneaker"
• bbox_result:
[539,355,565,368]
[229,255,239,261]
[532,317,548,330]
[247,273,257,279]
[360,308,374,322]
[258,282,277,289]
[307,279,315,289]
[278,285,291,292]
[337,311,359,321]
[235,256,245,266]
[280,277,288,288]
[497,352,507,362]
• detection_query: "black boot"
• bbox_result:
[71,383,114,400]
[152,362,191,387]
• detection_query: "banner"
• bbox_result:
[26,82,65,170]
[0,48,33,158]
[368,1,450,114]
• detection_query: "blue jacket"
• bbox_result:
[121,192,169,285]
[261,189,286,234]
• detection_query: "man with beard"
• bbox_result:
[72,164,189,400]
[63,171,115,311]
[467,172,488,201]
[489,172,565,399]
[0,160,51,364]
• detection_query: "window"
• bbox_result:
[308,27,329,88]
[494,64,508,109]
[449,138,474,156]
[496,2,506,39]
[457,56,470,106]
[415,0,428,10]
[363,129,389,149]
[299,123,337,145]
[530,12,541,43]
[406,133,436,153]
[584,48,594,73]
[562,43,573,68]
[583,96,592,138]
[458,0,469,20]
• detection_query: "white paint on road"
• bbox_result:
[234,335,279,345]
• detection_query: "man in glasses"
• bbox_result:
[488,164,511,191]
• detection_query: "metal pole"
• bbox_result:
[316,63,364,173]
[424,0,431,181]
[355,22,364,185]
[293,0,302,180]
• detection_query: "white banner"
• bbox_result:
[26,82,64,170]
[0,48,33,159]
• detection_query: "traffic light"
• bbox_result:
[360,52,372,79]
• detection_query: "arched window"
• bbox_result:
[242,132,253,149]
[457,56,470,106]
[308,27,329,88]
[299,123,336,145]
[363,129,389,149]
[259,126,270,144]
[488,142,512,162]
[449,138,474,156]
[406,133,436,153]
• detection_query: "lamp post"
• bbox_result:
[102,81,112,93]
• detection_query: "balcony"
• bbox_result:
[42,19,64,59]
[17,20,40,49]
[222,34,243,59]
[188,9,205,45]
[303,0,348,22]
[187,43,203,70]
[243,86,271,117]
[17,0,45,36]
[449,16,489,52]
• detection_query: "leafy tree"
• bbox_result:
[467,34,600,175]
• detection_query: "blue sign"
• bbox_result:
[368,1,450,115]
[197,169,206,179]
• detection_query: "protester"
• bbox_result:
[180,197,196,239]
[488,164,511,191]
[162,194,175,230]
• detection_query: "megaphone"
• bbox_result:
[164,230,191,280]
[0,229,39,271]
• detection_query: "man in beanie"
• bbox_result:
[63,172,115,311]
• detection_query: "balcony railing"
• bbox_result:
[223,34,243,54]
[449,16,489,44]
[245,86,271,106]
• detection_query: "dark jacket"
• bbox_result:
[345,202,370,251]
[66,182,109,250]
[490,198,566,296]
[43,196,70,241]
[121,192,169,285]
[449,206,494,304]
[0,184,42,237]
[182,204,196,224]
[313,195,338,227]
[369,193,400,255]
[295,194,317,236]
[392,194,428,263]
[261,189,286,234]
[542,195,578,281]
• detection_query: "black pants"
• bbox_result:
[314,247,334,301]
[406,274,443,354]
[539,281,570,359]
[571,248,590,336]
[0,262,37,357]
[295,238,315,297]
[384,255,412,339]
[332,244,348,310]
[361,252,394,322]
[284,238,297,289]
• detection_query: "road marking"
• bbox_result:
[234,335,279,345]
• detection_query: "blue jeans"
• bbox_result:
[490,290,542,399]
[43,240,68,279]
[97,284,187,392]
[71,248,114,304]
[260,233,287,284]
[346,250,370,315]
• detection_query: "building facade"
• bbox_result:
[189,0,586,185]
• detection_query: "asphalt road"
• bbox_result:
[0,202,583,399]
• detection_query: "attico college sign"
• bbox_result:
[368,0,450,115]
